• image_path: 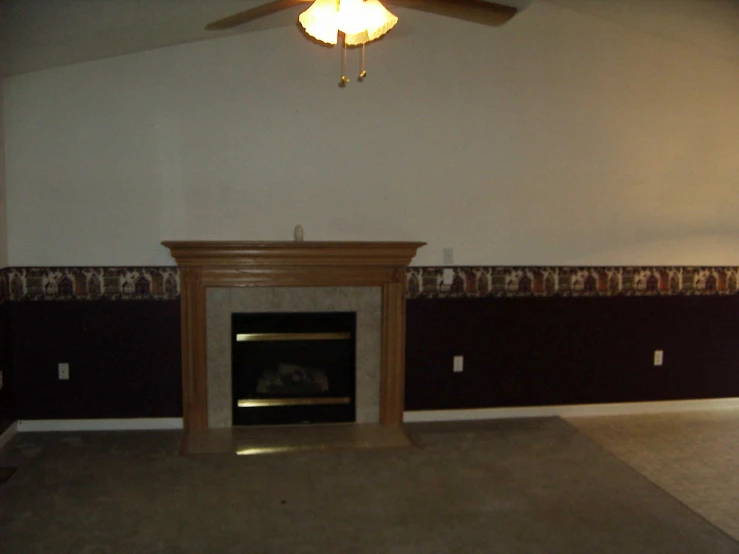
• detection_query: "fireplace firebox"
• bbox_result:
[231,312,356,426]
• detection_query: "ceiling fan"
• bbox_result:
[205,0,518,32]
[205,0,518,85]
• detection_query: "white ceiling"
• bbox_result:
[547,0,739,63]
[1,0,738,77]
[0,0,293,76]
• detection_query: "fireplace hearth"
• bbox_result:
[231,312,356,425]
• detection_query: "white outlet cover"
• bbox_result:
[653,350,664,366]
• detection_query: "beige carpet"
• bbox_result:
[1,418,737,553]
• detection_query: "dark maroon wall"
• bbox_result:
[405,296,739,410]
[6,295,739,420]
[0,305,14,430]
[8,301,181,420]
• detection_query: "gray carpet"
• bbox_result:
[1,418,737,553]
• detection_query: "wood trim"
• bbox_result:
[380,279,407,424]
[162,241,425,432]
[198,266,400,288]
[162,241,423,267]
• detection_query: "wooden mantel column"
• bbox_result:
[162,241,425,432]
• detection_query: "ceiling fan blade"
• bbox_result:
[386,0,517,27]
[205,0,310,30]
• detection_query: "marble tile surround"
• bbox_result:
[206,287,382,428]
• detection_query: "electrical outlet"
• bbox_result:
[443,247,454,265]
[653,350,664,366]
[58,362,70,380]
[453,355,464,373]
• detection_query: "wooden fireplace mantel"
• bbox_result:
[162,241,425,432]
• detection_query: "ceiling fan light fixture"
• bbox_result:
[299,0,398,46]
[298,0,398,86]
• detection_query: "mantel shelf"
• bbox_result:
[162,241,425,268]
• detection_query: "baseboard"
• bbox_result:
[0,421,18,450]
[16,418,184,432]
[13,399,739,430]
[403,398,739,422]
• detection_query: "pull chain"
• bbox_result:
[339,33,350,87]
[358,43,367,81]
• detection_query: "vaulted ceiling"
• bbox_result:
[1,0,737,77]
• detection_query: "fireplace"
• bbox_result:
[231,312,357,425]
[162,241,425,435]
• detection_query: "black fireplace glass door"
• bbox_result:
[231,312,356,426]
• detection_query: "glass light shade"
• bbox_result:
[298,0,341,45]
[299,0,398,46]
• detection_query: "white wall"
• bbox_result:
[3,1,739,267]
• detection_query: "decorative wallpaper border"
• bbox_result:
[1,266,738,302]
[0,267,179,302]
[407,267,739,299]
